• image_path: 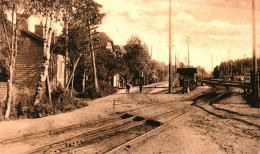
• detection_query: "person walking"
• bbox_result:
[139,77,143,93]
[126,82,131,93]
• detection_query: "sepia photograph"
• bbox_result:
[0,0,259,153]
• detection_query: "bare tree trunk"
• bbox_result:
[91,48,99,92]
[64,17,69,87]
[34,11,53,105]
[82,71,86,92]
[5,66,12,119]
[66,54,81,90]
[71,68,74,97]
[5,3,15,119]
[46,73,52,102]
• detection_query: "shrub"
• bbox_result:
[51,84,76,112]
[32,85,86,118]
[4,84,86,119]
[10,86,34,119]
[83,83,102,99]
[99,81,117,97]
[82,81,117,99]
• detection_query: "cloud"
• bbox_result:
[176,11,195,22]
[96,0,259,71]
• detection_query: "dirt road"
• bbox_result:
[0,83,259,154]
[114,87,260,154]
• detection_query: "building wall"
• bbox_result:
[14,36,43,89]
[112,74,123,88]
[56,54,65,87]
[106,42,113,51]
[14,31,65,90]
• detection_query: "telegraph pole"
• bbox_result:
[211,54,213,76]
[185,36,191,68]
[227,50,230,76]
[231,60,233,76]
[175,52,177,75]
[252,0,258,100]
[151,45,153,58]
[240,59,243,75]
[87,20,99,92]
[168,0,173,93]
[243,54,246,83]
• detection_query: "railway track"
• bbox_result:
[0,93,172,145]
[19,83,229,154]
[0,82,229,154]
[105,82,230,154]
[0,88,164,145]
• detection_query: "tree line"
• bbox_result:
[213,58,253,78]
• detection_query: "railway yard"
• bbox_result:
[0,81,259,154]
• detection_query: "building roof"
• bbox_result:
[20,27,63,55]
[177,68,197,75]
[114,45,120,51]
[94,32,114,49]
[20,28,44,42]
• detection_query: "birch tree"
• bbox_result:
[1,0,34,119]
[33,0,104,104]
[33,1,58,105]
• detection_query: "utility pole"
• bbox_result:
[223,62,225,75]
[211,54,213,76]
[87,20,99,92]
[244,54,246,83]
[231,60,233,77]
[175,52,177,76]
[151,45,153,58]
[240,59,243,75]
[163,64,165,81]
[259,45,260,60]
[252,0,258,100]
[168,0,173,93]
[243,54,246,75]
[185,36,191,68]
[227,50,230,76]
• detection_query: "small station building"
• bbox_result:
[177,68,197,93]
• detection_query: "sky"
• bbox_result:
[95,0,260,72]
[8,0,259,72]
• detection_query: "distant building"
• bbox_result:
[93,32,124,88]
[177,68,197,92]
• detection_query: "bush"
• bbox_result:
[99,81,117,96]
[10,86,34,119]
[4,84,87,119]
[82,81,117,99]
[83,84,102,99]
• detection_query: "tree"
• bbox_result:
[58,0,104,88]
[213,67,220,79]
[123,36,151,81]
[33,7,56,105]
[1,0,34,118]
[65,25,89,90]
[32,0,104,104]
[95,49,122,81]
[217,58,252,78]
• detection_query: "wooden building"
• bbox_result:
[14,24,66,91]
[177,68,197,92]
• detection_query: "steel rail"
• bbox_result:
[105,83,229,154]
